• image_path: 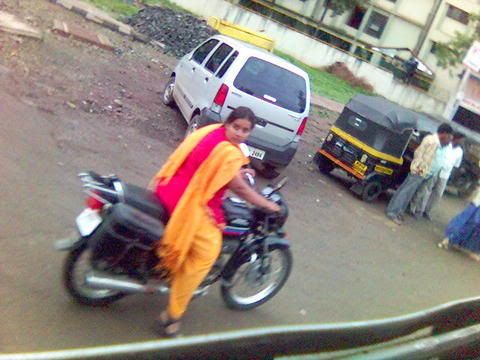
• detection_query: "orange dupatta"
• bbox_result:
[151,124,248,275]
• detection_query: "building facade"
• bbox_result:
[269,0,480,100]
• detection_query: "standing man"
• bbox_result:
[409,138,452,219]
[386,123,453,225]
[423,132,465,219]
[403,57,418,85]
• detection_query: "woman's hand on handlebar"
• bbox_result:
[230,174,278,211]
[240,168,256,178]
[264,201,281,214]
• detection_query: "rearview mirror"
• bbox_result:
[273,177,288,191]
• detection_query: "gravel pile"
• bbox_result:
[127,6,218,58]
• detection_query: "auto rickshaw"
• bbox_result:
[314,95,426,202]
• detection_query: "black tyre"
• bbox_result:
[63,244,125,306]
[258,165,281,180]
[456,173,477,198]
[361,181,383,202]
[162,76,176,107]
[221,246,292,311]
[185,114,201,138]
[314,153,334,174]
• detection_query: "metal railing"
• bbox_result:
[3,295,480,359]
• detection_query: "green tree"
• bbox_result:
[436,13,480,69]
[319,0,369,24]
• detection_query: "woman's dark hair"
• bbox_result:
[225,107,256,128]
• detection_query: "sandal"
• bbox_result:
[154,311,181,338]
[438,238,449,250]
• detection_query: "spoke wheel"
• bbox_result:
[221,247,292,310]
[63,244,125,306]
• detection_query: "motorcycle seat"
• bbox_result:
[122,183,169,224]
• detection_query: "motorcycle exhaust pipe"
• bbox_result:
[85,272,168,295]
[85,272,209,297]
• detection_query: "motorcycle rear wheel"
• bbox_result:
[63,244,126,306]
[456,173,477,198]
[221,246,292,311]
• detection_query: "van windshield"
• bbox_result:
[233,57,307,113]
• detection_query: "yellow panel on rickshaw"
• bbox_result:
[208,17,275,52]
[353,161,368,174]
[375,165,394,175]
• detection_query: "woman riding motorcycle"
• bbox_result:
[150,106,280,336]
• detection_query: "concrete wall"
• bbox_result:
[380,16,420,49]
[275,0,318,18]
[171,0,447,115]
[394,0,433,26]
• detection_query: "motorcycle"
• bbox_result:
[55,171,292,311]
[448,158,480,198]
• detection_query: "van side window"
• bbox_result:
[192,39,219,64]
[216,51,239,78]
[205,44,233,73]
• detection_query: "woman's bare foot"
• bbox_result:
[466,251,480,262]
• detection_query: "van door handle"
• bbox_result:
[204,77,209,82]
[192,67,196,72]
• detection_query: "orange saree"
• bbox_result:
[150,124,248,276]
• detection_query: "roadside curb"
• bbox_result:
[0,10,43,39]
[48,0,148,43]
[52,19,115,51]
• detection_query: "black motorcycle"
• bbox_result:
[55,171,292,310]
[448,158,479,198]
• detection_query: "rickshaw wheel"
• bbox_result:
[361,181,383,202]
[314,153,334,174]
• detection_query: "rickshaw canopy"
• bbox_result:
[346,95,419,133]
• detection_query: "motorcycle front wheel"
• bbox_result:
[221,246,292,311]
[63,243,126,306]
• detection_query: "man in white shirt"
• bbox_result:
[386,123,453,225]
[424,132,465,219]
[409,138,452,219]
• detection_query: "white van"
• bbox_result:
[163,35,311,177]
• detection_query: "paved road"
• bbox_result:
[2,71,480,355]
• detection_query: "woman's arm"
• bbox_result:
[229,174,280,213]
[239,168,256,178]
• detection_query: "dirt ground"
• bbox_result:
[2,0,480,354]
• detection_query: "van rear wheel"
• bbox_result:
[163,77,176,107]
[185,114,201,138]
[259,165,280,180]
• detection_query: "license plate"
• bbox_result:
[247,146,266,160]
[76,208,102,237]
